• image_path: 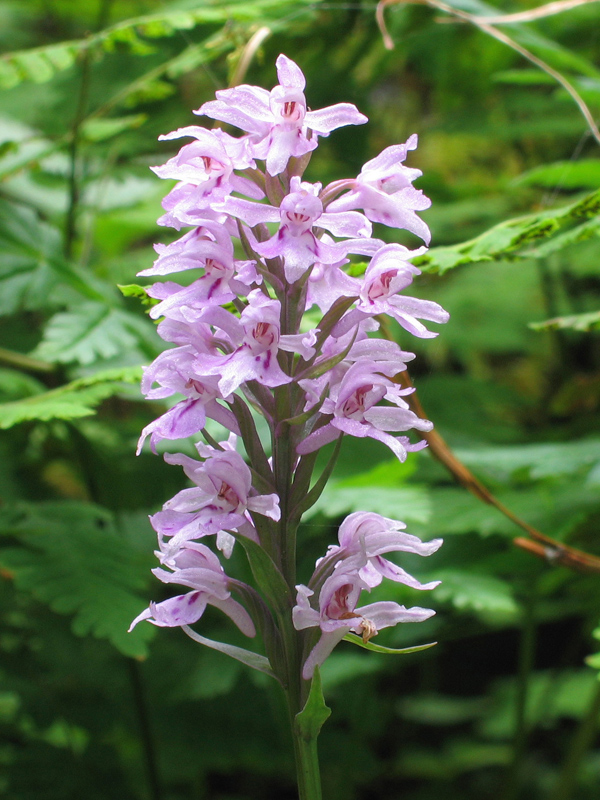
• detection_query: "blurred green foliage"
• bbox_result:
[0,0,599,798]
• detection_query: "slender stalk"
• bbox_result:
[280,628,324,800]
[64,0,113,259]
[0,346,54,373]
[501,592,537,800]
[291,711,323,800]
[64,48,91,259]
[128,659,163,800]
[549,679,600,800]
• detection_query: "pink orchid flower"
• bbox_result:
[198,54,367,176]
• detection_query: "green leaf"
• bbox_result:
[444,0,600,78]
[0,368,45,401]
[433,570,520,622]
[456,438,600,481]
[236,535,292,614]
[0,58,22,90]
[0,366,142,428]
[0,502,155,657]
[398,693,487,726]
[416,189,600,274]
[33,302,157,365]
[415,479,600,543]
[0,43,78,88]
[304,478,431,525]
[0,198,109,314]
[584,652,600,671]
[117,283,160,310]
[481,669,599,739]
[492,69,555,86]
[0,200,98,314]
[0,0,319,88]
[343,634,437,655]
[320,652,384,687]
[183,647,242,699]
[514,160,600,190]
[295,666,331,740]
[80,114,148,142]
[526,216,600,259]
[530,310,600,333]
[513,25,600,80]
[397,741,512,779]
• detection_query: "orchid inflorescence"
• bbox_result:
[130,54,447,687]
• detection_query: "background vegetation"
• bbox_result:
[0,1,599,798]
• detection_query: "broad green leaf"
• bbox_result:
[320,652,384,687]
[414,479,600,542]
[0,199,106,314]
[343,634,437,655]
[33,302,157,365]
[0,202,72,313]
[397,741,512,779]
[0,58,21,90]
[444,0,600,78]
[181,647,242,699]
[0,118,63,182]
[304,480,431,525]
[514,160,600,190]
[530,310,600,333]
[455,439,600,481]
[0,366,142,428]
[80,114,148,142]
[416,190,600,274]
[513,26,600,80]
[481,669,600,739]
[115,35,232,113]
[398,693,487,726]
[433,570,519,621]
[0,367,45,401]
[0,502,155,657]
[0,0,319,88]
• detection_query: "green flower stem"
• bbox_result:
[273,535,325,800]
[291,711,323,800]
[283,643,327,800]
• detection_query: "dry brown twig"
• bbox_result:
[459,0,598,25]
[228,26,272,88]
[376,0,600,146]
[376,316,600,573]
[394,368,600,574]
